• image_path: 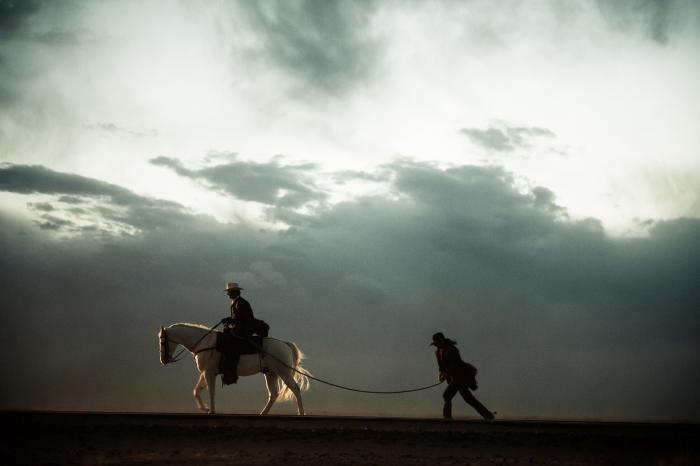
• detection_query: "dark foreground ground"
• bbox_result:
[2,411,698,466]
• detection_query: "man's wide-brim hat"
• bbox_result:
[430,332,446,346]
[224,282,244,291]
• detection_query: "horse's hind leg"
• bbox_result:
[193,373,208,412]
[259,372,279,415]
[279,371,305,416]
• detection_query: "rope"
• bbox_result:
[285,367,444,394]
[237,334,445,395]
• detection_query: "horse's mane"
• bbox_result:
[171,322,212,330]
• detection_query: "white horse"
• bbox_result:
[158,323,310,415]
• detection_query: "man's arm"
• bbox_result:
[436,350,446,371]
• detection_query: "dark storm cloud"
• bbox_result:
[57,195,84,204]
[0,164,190,233]
[0,0,39,104]
[596,0,700,44]
[150,155,326,208]
[35,213,74,231]
[0,164,139,202]
[460,124,556,153]
[27,201,54,212]
[1,160,698,419]
[236,0,381,95]
[387,161,697,325]
[531,186,566,216]
[0,0,40,37]
[0,0,95,44]
[0,1,96,108]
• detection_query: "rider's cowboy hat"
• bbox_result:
[430,332,446,346]
[224,282,244,291]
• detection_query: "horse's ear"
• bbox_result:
[160,326,164,333]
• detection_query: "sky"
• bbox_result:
[1,0,699,420]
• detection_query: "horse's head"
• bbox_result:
[158,326,180,365]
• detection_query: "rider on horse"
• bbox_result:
[220,282,269,385]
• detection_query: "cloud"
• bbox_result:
[150,155,327,209]
[595,0,700,44]
[0,0,40,37]
[337,273,388,306]
[27,201,54,212]
[0,164,191,234]
[227,261,289,292]
[0,0,40,105]
[0,0,97,45]
[531,186,566,217]
[234,0,382,96]
[0,163,139,202]
[460,123,556,153]
[83,122,158,138]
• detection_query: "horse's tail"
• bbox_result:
[278,341,311,401]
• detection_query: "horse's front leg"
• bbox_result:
[204,368,217,414]
[193,373,208,413]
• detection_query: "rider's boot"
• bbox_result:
[223,353,239,385]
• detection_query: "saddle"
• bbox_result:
[215,332,264,356]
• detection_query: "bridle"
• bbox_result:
[159,327,183,364]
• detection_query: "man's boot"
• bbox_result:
[222,357,236,385]
[220,354,234,385]
[223,352,239,385]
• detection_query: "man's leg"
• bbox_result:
[459,386,494,420]
[227,335,246,384]
[225,351,240,384]
[442,381,459,419]
[221,331,239,385]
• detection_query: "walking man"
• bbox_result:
[431,332,494,420]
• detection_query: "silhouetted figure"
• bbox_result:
[431,332,494,420]
[219,282,269,385]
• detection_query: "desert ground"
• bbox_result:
[2,411,698,466]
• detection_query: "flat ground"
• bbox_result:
[2,411,698,465]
